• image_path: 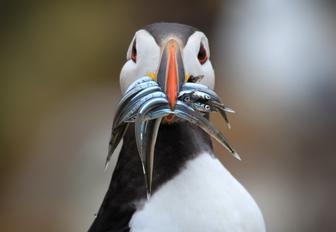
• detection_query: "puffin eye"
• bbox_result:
[197,44,208,65]
[131,40,137,62]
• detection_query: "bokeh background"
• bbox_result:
[1,1,336,231]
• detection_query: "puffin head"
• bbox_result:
[120,23,215,108]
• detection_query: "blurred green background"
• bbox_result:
[1,1,336,231]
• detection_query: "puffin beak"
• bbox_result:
[157,39,185,111]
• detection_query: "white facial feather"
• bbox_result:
[120,29,215,93]
[120,30,160,93]
[183,31,215,89]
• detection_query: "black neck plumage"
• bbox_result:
[89,121,212,232]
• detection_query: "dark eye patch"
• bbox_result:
[197,44,208,65]
[131,40,137,62]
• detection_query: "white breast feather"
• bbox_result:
[129,152,266,232]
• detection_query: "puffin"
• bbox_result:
[89,22,266,232]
